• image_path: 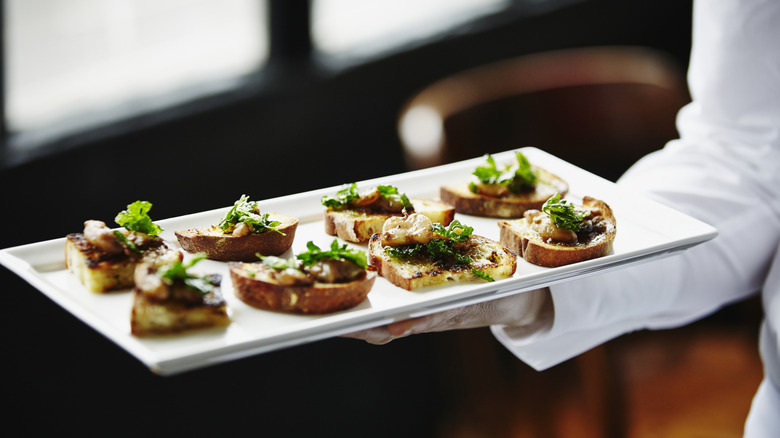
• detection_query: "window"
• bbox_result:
[5,0,267,147]
[311,0,510,64]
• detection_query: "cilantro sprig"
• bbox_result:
[542,193,586,231]
[157,253,217,295]
[115,200,163,236]
[296,240,368,269]
[469,151,538,194]
[219,195,284,235]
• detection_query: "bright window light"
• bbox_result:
[6,0,268,134]
[311,0,509,61]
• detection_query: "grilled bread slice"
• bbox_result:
[175,212,298,262]
[131,261,230,336]
[65,219,179,293]
[498,196,616,267]
[229,262,377,314]
[440,166,569,218]
[324,198,455,243]
[368,232,517,291]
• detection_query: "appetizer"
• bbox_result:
[440,150,568,218]
[229,239,377,314]
[368,213,517,290]
[65,200,179,293]
[175,195,298,262]
[322,183,455,243]
[498,193,616,267]
[131,254,230,336]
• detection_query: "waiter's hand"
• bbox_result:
[343,287,552,345]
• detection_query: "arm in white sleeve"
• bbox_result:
[493,0,780,371]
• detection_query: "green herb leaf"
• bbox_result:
[112,230,142,255]
[376,184,414,210]
[541,193,586,231]
[157,253,216,295]
[296,239,368,268]
[432,220,474,243]
[321,183,360,209]
[114,200,163,235]
[471,151,537,193]
[218,195,284,235]
[471,268,494,282]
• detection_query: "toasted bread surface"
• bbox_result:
[324,198,455,243]
[368,234,517,291]
[440,167,568,218]
[498,196,616,268]
[175,212,298,262]
[229,262,376,314]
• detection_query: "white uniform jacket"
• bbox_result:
[492,0,780,434]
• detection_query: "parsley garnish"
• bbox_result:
[542,193,586,231]
[321,183,413,211]
[321,183,360,209]
[218,195,284,235]
[112,231,142,255]
[296,240,368,269]
[470,151,538,194]
[157,253,217,295]
[115,200,163,236]
[376,185,414,211]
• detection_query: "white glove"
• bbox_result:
[344,287,553,345]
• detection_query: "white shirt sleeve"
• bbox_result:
[492,0,780,371]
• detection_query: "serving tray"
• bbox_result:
[0,148,717,375]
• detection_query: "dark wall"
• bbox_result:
[1,1,692,436]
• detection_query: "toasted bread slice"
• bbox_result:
[64,233,178,293]
[130,264,230,336]
[324,199,455,243]
[175,212,298,262]
[440,167,569,218]
[229,262,377,314]
[498,196,616,267]
[368,234,517,291]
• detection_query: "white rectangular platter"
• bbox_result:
[0,148,717,375]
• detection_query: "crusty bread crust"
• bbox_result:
[324,198,455,243]
[229,263,377,314]
[498,196,616,268]
[440,167,568,218]
[367,234,517,291]
[175,213,298,262]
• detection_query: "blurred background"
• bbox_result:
[0,1,764,436]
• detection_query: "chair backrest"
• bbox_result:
[398,46,690,181]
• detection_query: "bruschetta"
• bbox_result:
[322,183,455,243]
[498,193,616,267]
[131,254,230,336]
[440,151,568,218]
[368,213,517,290]
[229,239,377,314]
[65,200,179,293]
[175,195,298,262]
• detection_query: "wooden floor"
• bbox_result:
[432,298,765,438]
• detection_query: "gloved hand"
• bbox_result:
[343,287,553,345]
